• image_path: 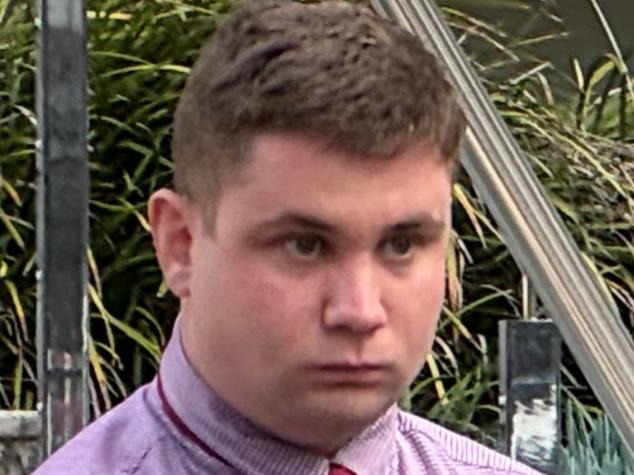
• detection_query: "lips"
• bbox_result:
[307,362,392,386]
[316,363,387,371]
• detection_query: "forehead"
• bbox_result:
[214,133,452,235]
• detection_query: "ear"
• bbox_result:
[148,189,195,299]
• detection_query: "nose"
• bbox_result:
[322,256,387,334]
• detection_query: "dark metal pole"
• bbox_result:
[35,0,89,456]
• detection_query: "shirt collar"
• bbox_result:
[159,317,398,474]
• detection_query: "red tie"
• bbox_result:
[328,463,356,475]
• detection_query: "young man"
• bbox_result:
[35,1,541,473]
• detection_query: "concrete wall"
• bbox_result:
[0,411,41,475]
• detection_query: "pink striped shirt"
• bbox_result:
[35,321,542,474]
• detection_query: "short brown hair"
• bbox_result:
[172,0,465,210]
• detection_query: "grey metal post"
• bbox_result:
[35,0,89,456]
[499,320,561,474]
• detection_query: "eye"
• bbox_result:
[382,235,416,261]
[284,235,324,259]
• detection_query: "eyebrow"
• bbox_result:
[389,214,447,233]
[252,212,336,236]
[252,211,447,236]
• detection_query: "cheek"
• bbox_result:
[212,257,316,359]
[423,261,447,309]
[396,260,446,348]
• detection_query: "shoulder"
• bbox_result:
[395,410,543,474]
[33,383,168,475]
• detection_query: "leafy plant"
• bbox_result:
[0,0,37,411]
[562,398,634,475]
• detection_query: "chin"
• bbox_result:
[259,378,404,451]
[293,389,395,439]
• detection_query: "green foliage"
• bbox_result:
[562,399,634,474]
[0,0,235,411]
[0,0,37,410]
[0,0,632,454]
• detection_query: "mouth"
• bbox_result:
[316,363,388,371]
[307,362,392,386]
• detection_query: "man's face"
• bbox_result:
[172,133,452,453]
